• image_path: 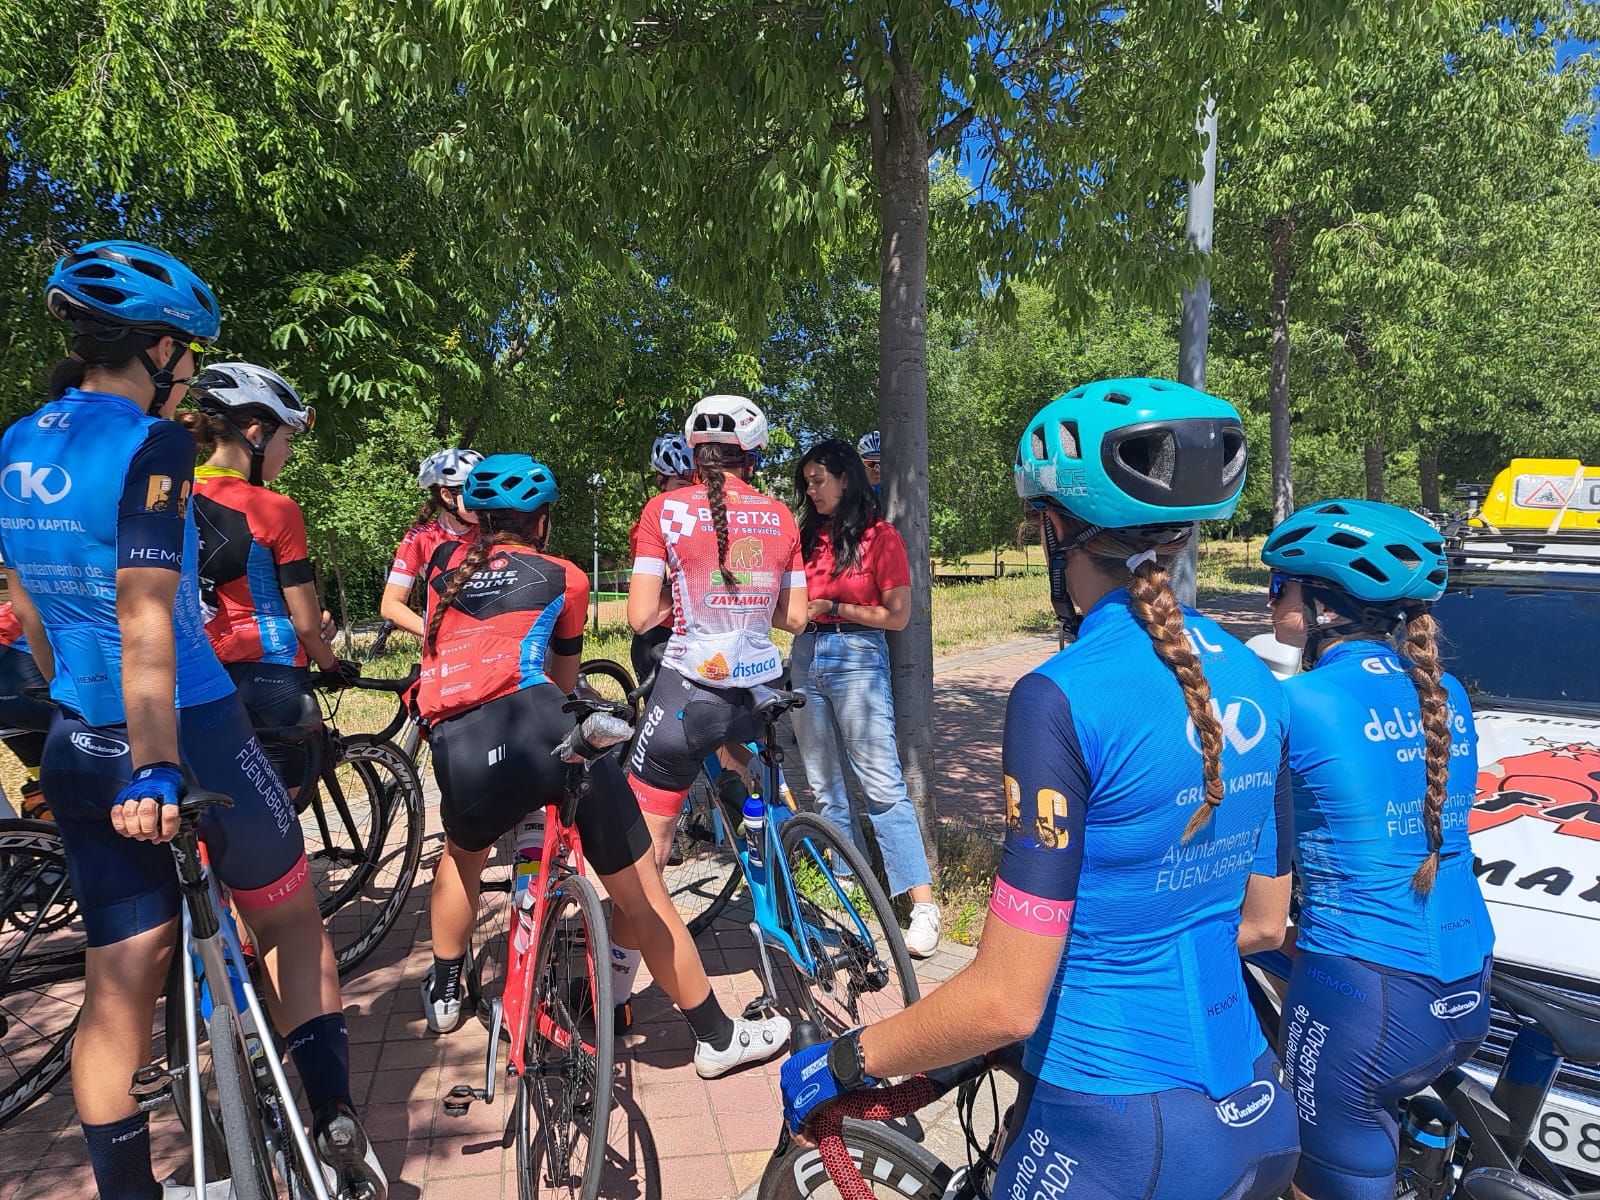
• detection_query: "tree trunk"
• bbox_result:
[1418,447,1440,511]
[876,60,938,870]
[1268,212,1296,524]
[1364,439,1385,502]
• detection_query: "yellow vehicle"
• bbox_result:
[1471,458,1600,531]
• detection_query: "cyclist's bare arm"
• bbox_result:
[771,584,809,636]
[1237,871,1292,955]
[378,580,424,638]
[7,574,53,680]
[285,580,341,672]
[626,569,671,634]
[548,648,580,696]
[118,565,182,841]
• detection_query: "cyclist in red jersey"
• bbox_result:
[628,433,697,684]
[415,454,792,1074]
[378,448,482,638]
[187,364,359,792]
[0,594,54,818]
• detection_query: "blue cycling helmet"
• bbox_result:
[856,430,881,458]
[1013,378,1247,528]
[463,455,559,512]
[1262,499,1446,604]
[45,241,220,342]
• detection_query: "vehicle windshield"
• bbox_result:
[1433,582,1600,708]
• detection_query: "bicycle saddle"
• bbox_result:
[178,788,234,820]
[747,683,806,723]
[1490,974,1600,1066]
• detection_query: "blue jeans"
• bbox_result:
[789,630,932,899]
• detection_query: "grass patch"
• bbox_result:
[933,820,1003,947]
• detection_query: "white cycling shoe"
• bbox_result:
[419,967,464,1034]
[693,1011,791,1079]
[161,1179,237,1198]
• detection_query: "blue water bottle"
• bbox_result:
[743,794,766,877]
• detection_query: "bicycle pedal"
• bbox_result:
[741,997,777,1021]
[442,1083,485,1116]
[129,1064,174,1109]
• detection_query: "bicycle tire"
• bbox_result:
[516,874,615,1200]
[661,766,744,936]
[757,1120,955,1200]
[208,1004,276,1200]
[577,658,637,722]
[777,813,921,1038]
[0,819,83,1128]
[305,735,425,976]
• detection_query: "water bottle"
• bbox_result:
[513,812,546,911]
[743,794,766,876]
[1394,1095,1456,1200]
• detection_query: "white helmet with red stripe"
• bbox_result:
[685,394,768,451]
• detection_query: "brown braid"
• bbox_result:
[1072,522,1227,841]
[423,509,549,652]
[414,486,454,526]
[1401,609,1451,896]
[695,442,744,590]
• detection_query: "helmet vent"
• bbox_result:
[1113,430,1176,488]
[79,283,128,306]
[1029,427,1049,462]
[1327,532,1367,551]
[1264,525,1311,551]
[1057,421,1081,459]
[131,258,175,287]
[1221,429,1247,484]
[1315,502,1349,515]
[1427,568,1446,586]
[1349,557,1387,582]
[1104,391,1133,406]
[1387,543,1421,567]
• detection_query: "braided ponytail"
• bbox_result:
[695,442,741,589]
[1401,609,1451,897]
[423,509,550,652]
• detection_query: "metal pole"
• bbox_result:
[1174,82,1218,608]
[590,474,602,634]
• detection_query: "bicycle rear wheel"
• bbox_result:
[208,1004,277,1200]
[777,813,920,1039]
[576,659,637,722]
[0,819,83,1127]
[305,735,425,976]
[661,767,743,935]
[516,875,614,1200]
[757,1122,954,1199]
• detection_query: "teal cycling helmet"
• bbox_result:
[1013,378,1247,529]
[1262,499,1446,604]
[463,455,559,512]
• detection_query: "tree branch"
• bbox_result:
[929,105,975,153]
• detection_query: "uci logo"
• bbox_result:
[1,462,72,504]
[1188,696,1268,756]
[1429,991,1482,1020]
[1214,1081,1276,1128]
[69,731,129,759]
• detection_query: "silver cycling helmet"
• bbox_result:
[417,448,484,489]
[189,363,314,434]
[650,434,695,477]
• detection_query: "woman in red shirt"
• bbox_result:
[378,448,482,638]
[792,438,939,957]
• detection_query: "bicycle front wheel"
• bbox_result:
[777,813,920,1038]
[757,1121,955,1200]
[208,1004,277,1200]
[0,819,82,1127]
[516,875,615,1200]
[308,735,425,976]
[661,767,743,936]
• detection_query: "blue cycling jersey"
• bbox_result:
[993,591,1292,1099]
[0,389,233,727]
[1285,640,1494,981]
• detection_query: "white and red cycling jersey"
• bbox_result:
[631,478,803,688]
[387,517,477,591]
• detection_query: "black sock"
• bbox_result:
[432,954,466,1003]
[684,991,735,1051]
[83,1111,160,1200]
[287,1012,352,1113]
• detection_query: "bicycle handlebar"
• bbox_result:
[307,665,419,694]
[552,708,634,762]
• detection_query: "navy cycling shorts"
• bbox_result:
[0,642,50,770]
[226,660,319,794]
[42,693,308,947]
[990,1051,1299,1200]
[1280,951,1492,1200]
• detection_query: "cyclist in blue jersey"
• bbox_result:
[0,242,384,1200]
[780,378,1300,1200]
[1261,500,1494,1200]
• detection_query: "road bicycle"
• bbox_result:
[138,788,351,1200]
[0,816,80,1127]
[252,668,424,976]
[441,697,634,1200]
[757,959,1600,1200]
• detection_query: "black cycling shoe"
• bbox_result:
[313,1098,388,1200]
[614,999,633,1036]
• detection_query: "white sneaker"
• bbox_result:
[693,1012,791,1079]
[419,967,464,1034]
[161,1179,236,1198]
[906,903,941,959]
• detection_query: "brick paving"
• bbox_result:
[5,589,1268,1200]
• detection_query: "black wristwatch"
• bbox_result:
[829,599,840,618]
[828,1028,871,1089]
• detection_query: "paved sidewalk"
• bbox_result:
[4,590,1267,1200]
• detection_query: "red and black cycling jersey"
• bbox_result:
[192,465,316,667]
[417,540,589,724]
[0,603,27,653]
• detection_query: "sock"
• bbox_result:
[83,1111,160,1200]
[432,954,466,1004]
[684,991,735,1051]
[287,1012,352,1113]
[609,945,643,1003]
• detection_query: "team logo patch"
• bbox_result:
[728,536,764,570]
[1187,696,1268,756]
[660,499,698,543]
[142,475,190,517]
[0,462,71,505]
[70,731,129,759]
[1430,991,1482,1019]
[698,653,731,682]
[490,556,510,570]
[1214,1081,1275,1128]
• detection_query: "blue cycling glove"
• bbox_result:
[116,761,185,809]
[780,1038,876,1133]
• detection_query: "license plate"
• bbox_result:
[1530,1088,1600,1176]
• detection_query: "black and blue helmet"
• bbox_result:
[45,240,220,342]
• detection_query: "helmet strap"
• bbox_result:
[1040,508,1102,629]
[213,412,279,486]
[1299,585,1406,668]
[135,342,190,416]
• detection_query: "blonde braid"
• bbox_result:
[1401,610,1451,896]
[425,531,502,653]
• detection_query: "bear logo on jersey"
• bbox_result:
[728,536,764,570]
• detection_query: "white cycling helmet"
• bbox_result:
[650,434,695,477]
[685,394,768,451]
[190,363,314,433]
[417,448,484,489]
[856,430,881,458]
